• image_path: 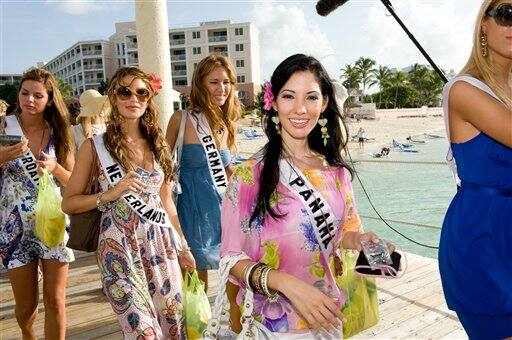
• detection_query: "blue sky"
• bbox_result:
[1,0,480,82]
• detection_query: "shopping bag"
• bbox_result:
[34,169,66,248]
[183,270,212,339]
[337,250,379,338]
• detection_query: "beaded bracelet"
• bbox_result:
[250,263,266,294]
[260,266,278,299]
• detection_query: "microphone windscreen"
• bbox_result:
[316,0,349,16]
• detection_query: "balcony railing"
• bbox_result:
[127,58,139,64]
[170,39,185,45]
[83,64,102,70]
[84,78,101,84]
[172,70,187,76]
[211,51,228,57]
[82,50,102,56]
[126,42,137,49]
[171,55,186,61]
[208,36,227,43]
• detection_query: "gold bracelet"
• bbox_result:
[251,264,266,294]
[260,266,278,299]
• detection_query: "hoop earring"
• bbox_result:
[480,33,488,57]
[271,116,281,135]
[318,116,329,146]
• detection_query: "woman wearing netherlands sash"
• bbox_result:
[166,54,241,290]
[0,68,74,340]
[63,67,195,339]
[220,54,393,337]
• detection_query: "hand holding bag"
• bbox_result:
[34,169,66,248]
[67,141,102,252]
[203,253,276,340]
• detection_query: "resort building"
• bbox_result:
[0,74,22,86]
[42,20,261,107]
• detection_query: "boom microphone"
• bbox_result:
[316,0,349,16]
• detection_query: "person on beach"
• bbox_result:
[438,1,512,339]
[166,54,241,290]
[72,89,108,154]
[357,127,366,148]
[62,66,195,339]
[220,54,394,337]
[0,68,75,340]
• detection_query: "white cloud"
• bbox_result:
[250,2,336,81]
[359,0,480,72]
[45,0,107,15]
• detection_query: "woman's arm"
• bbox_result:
[165,111,182,153]
[449,81,512,148]
[160,181,195,270]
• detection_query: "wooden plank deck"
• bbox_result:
[0,252,466,339]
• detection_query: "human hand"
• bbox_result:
[178,249,196,272]
[35,151,58,174]
[281,277,344,332]
[102,171,145,202]
[356,232,396,254]
[0,140,29,164]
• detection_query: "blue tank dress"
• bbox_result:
[439,80,512,339]
[176,144,231,270]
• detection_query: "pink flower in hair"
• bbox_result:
[148,73,163,94]
[263,82,274,111]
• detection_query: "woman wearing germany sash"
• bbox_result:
[220,54,394,337]
[166,54,241,291]
[0,68,74,339]
[63,67,195,339]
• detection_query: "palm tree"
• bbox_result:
[339,64,361,92]
[388,71,408,108]
[372,66,391,108]
[354,57,376,97]
[408,64,429,106]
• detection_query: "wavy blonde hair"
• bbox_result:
[189,54,242,149]
[105,67,173,183]
[13,68,72,164]
[460,0,512,109]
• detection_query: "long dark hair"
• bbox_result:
[249,54,353,225]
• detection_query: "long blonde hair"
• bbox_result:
[14,68,72,164]
[460,0,512,109]
[105,67,173,183]
[189,54,242,149]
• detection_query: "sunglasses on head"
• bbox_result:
[487,3,512,27]
[115,86,151,101]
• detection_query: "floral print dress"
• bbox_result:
[0,127,74,269]
[220,159,362,335]
[96,161,185,340]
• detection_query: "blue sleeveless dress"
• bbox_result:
[439,78,512,339]
[176,144,231,270]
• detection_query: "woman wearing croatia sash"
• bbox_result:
[0,68,74,340]
[220,54,393,337]
[166,54,241,290]
[63,67,195,339]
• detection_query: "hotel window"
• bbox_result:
[175,79,187,86]
[237,75,246,83]
[192,31,201,39]
[236,60,244,68]
[193,47,201,55]
[235,44,244,52]
[235,27,244,36]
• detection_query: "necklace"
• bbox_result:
[18,116,47,158]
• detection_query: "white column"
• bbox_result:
[135,0,173,130]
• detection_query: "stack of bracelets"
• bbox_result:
[242,262,278,300]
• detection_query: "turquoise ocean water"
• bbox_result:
[349,133,456,260]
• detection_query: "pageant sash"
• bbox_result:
[189,112,228,195]
[279,159,338,259]
[92,135,169,227]
[4,115,39,186]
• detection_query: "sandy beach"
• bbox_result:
[236,112,446,156]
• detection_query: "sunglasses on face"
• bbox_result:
[115,86,151,101]
[487,3,512,27]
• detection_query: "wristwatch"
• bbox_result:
[96,192,110,212]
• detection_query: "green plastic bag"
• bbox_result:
[337,250,379,339]
[183,270,212,339]
[34,169,66,248]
